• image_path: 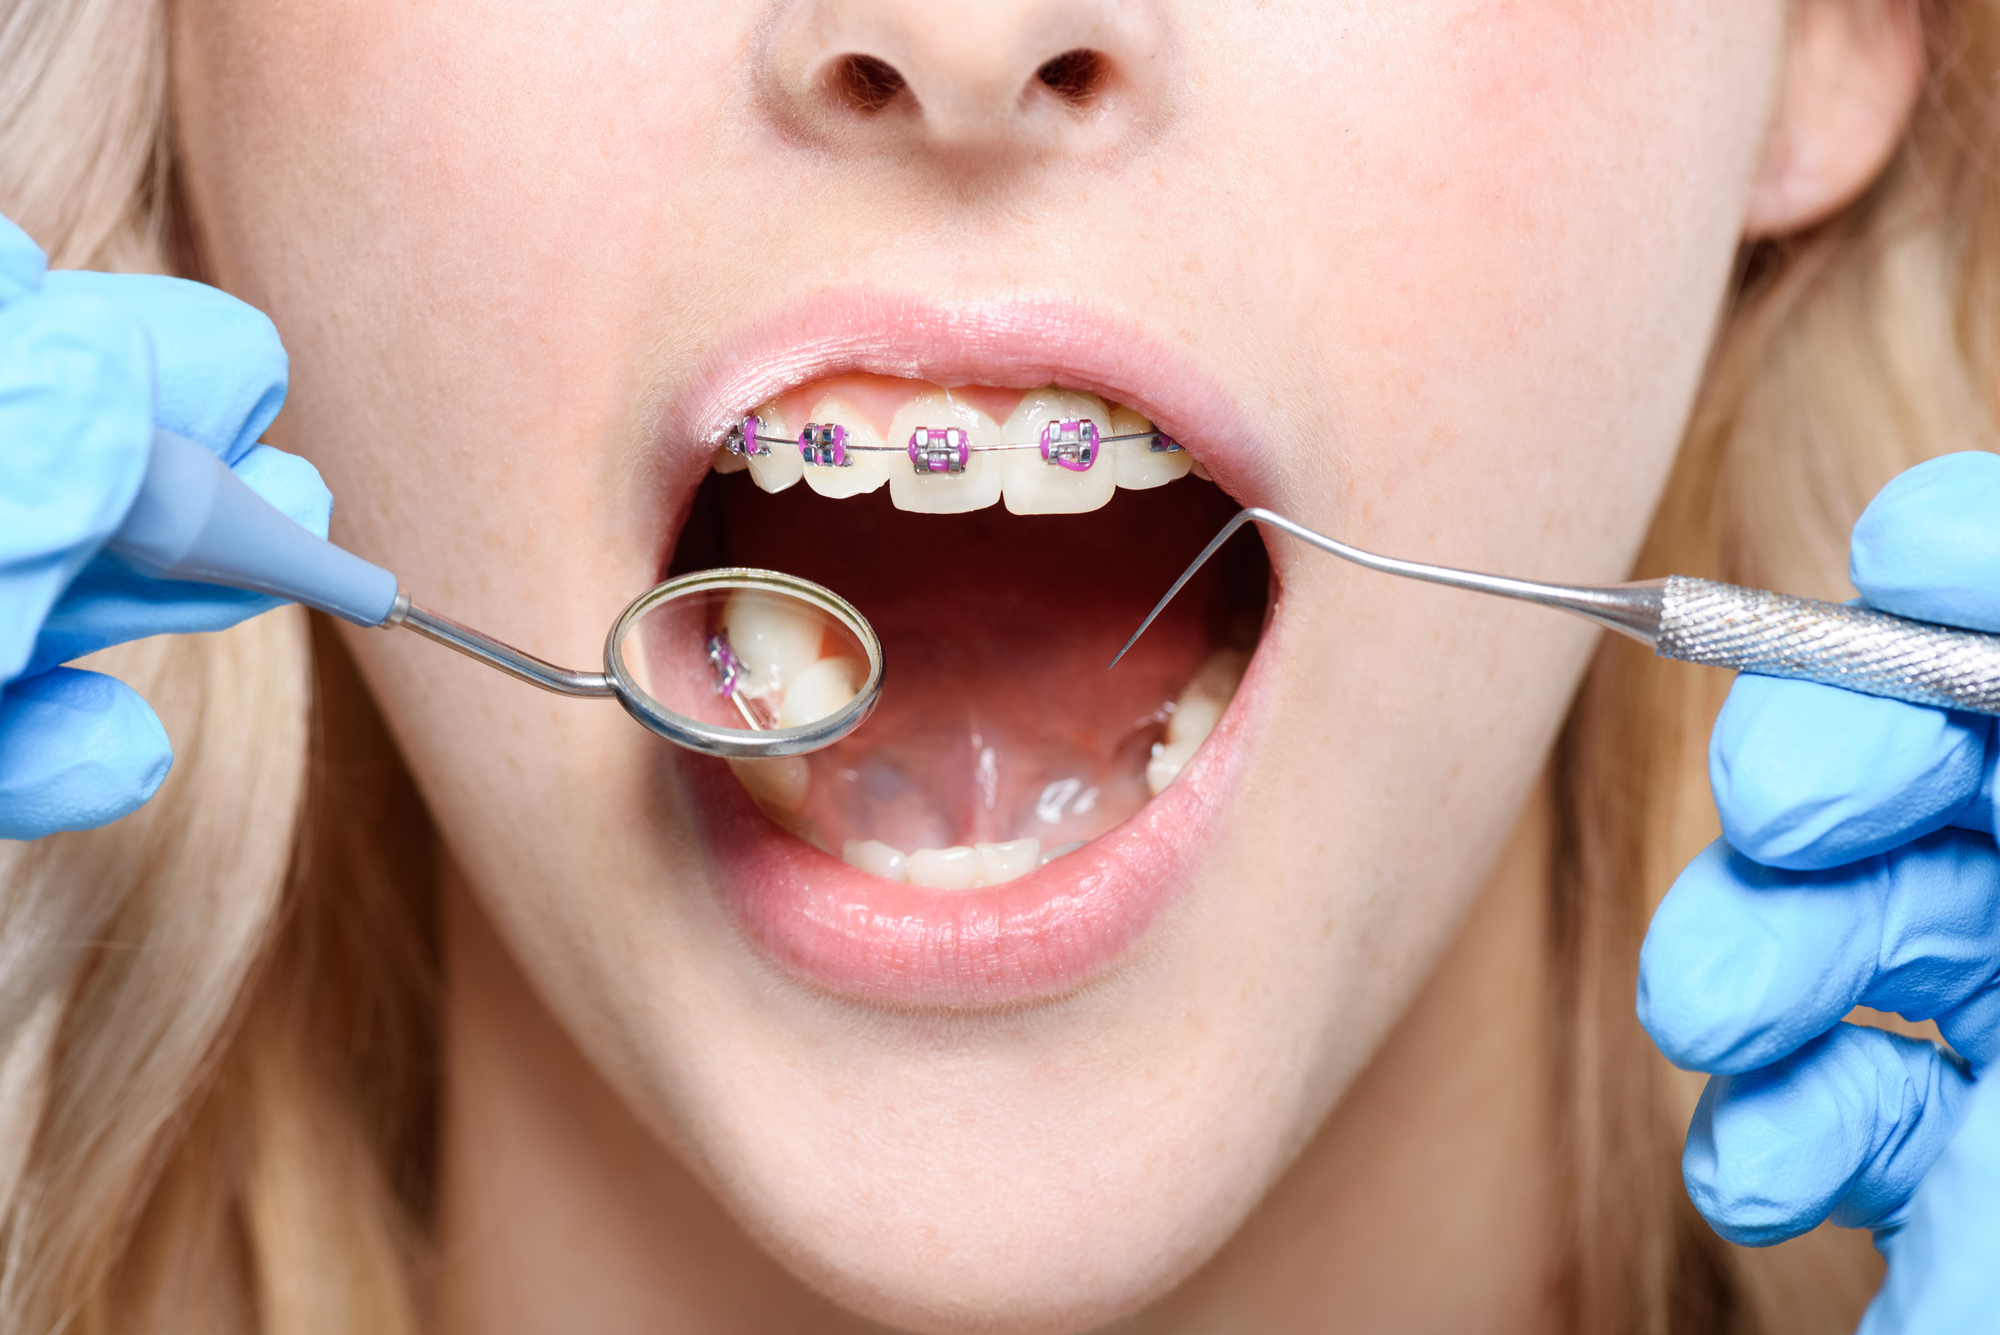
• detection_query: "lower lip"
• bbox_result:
[682,654,1267,1007]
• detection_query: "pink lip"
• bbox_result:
[684,663,1267,1006]
[661,290,1278,1006]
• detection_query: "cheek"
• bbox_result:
[1227,1,1780,561]
[173,0,743,577]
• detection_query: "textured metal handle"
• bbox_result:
[1656,576,2000,714]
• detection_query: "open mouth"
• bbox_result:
[663,323,1277,1006]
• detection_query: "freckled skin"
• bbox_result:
[171,2,1784,1331]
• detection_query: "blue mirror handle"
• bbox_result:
[107,428,402,627]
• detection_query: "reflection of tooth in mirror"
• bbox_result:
[800,399,893,498]
[744,405,803,493]
[886,389,1002,513]
[779,655,863,728]
[722,588,823,697]
[1001,388,1116,514]
[1108,404,1191,489]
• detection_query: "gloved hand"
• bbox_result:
[0,215,331,840]
[1638,450,2000,1331]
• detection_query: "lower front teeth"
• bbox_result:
[844,837,1042,889]
[728,645,1251,874]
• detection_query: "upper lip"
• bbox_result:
[662,287,1276,505]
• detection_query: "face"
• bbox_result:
[175,1,1781,1326]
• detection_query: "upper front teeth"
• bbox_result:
[886,388,1001,513]
[999,389,1117,515]
[722,385,1196,515]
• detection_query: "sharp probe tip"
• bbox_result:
[1106,509,1259,671]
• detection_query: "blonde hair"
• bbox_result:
[1552,3,2000,1329]
[2,2,1996,1331]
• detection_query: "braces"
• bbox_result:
[705,630,769,729]
[724,413,1185,475]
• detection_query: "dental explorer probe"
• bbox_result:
[1111,508,2000,716]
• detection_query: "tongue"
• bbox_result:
[680,473,1258,852]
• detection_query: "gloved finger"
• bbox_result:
[1848,451,2000,633]
[1638,832,2000,1075]
[23,444,334,675]
[40,270,286,465]
[1710,673,1992,871]
[0,668,171,840]
[0,216,46,305]
[1682,1024,1973,1247]
[0,291,152,684]
[1859,1065,2000,1335]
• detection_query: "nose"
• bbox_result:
[761,0,1169,160]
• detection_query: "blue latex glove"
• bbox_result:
[0,215,331,840]
[1639,450,2000,1331]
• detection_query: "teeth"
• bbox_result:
[712,444,750,474]
[744,405,804,494]
[973,838,1040,882]
[842,838,909,881]
[1145,649,1250,797]
[721,383,1209,514]
[1108,404,1192,490]
[1000,389,1118,515]
[728,756,810,812]
[886,389,1003,513]
[800,397,893,499]
[907,845,978,889]
[779,655,863,728]
[1145,737,1201,797]
[722,588,824,697]
[898,837,1042,889]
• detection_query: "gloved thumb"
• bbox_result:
[1859,1068,2000,1334]
[1682,1024,1972,1247]
[0,668,171,840]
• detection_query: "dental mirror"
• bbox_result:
[107,429,883,759]
[604,569,881,758]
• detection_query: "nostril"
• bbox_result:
[1035,49,1107,107]
[831,54,910,113]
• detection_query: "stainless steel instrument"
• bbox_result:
[1112,507,2000,715]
